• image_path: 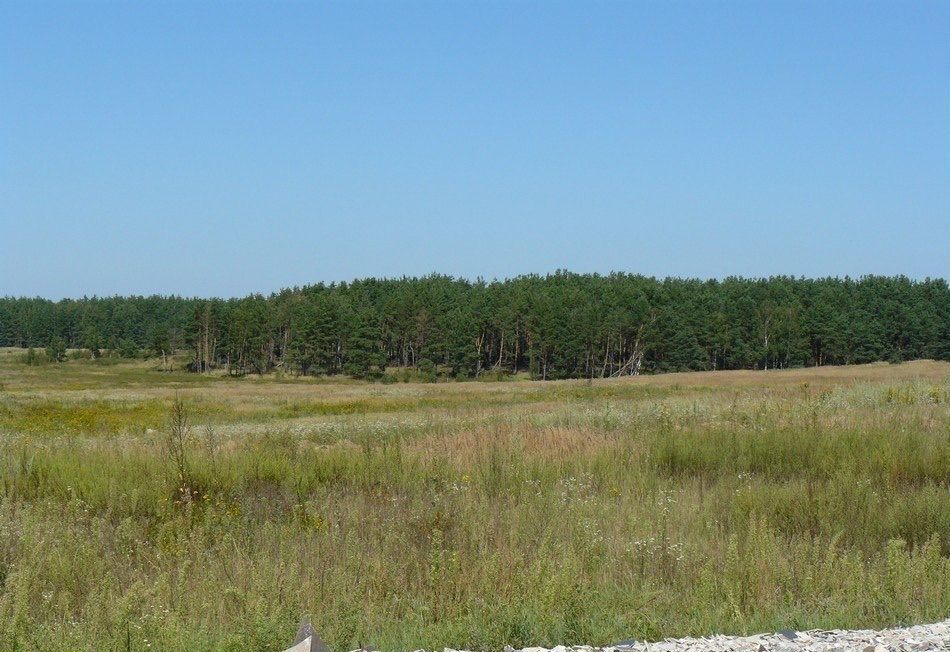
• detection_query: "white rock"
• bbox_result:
[402,620,950,652]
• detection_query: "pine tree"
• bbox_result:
[344,310,386,379]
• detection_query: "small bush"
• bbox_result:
[45,336,67,363]
[21,347,48,366]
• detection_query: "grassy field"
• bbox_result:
[0,350,948,651]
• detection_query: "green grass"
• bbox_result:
[0,355,948,651]
[0,398,169,436]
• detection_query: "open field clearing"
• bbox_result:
[0,354,948,651]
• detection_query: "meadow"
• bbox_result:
[0,350,948,651]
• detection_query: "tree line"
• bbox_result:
[2,273,948,379]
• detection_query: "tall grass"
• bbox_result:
[0,360,947,651]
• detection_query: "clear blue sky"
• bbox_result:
[2,1,948,298]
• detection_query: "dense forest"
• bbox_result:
[1,273,948,380]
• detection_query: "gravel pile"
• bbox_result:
[482,620,950,652]
[283,620,950,652]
